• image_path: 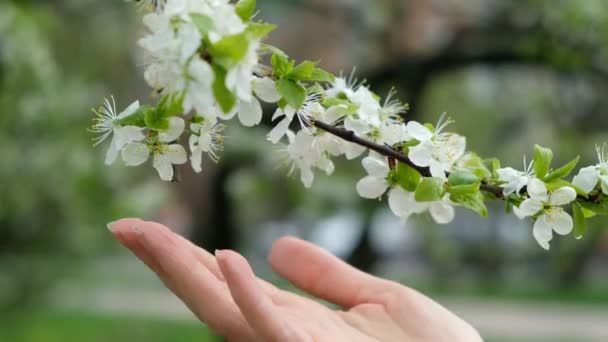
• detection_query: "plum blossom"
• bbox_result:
[572,144,608,194]
[121,117,188,181]
[497,157,535,196]
[406,115,466,180]
[91,97,145,165]
[283,130,335,188]
[513,178,577,250]
[189,116,225,173]
[356,153,455,223]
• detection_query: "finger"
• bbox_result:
[268,237,394,308]
[217,250,302,341]
[109,218,163,274]
[108,219,254,340]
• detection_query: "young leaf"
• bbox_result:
[309,67,335,82]
[276,78,306,109]
[447,169,481,195]
[271,52,294,78]
[544,156,580,182]
[458,153,492,179]
[212,64,237,113]
[286,61,317,80]
[209,33,250,69]
[144,108,169,131]
[235,0,256,21]
[451,192,488,217]
[533,144,553,179]
[190,13,214,36]
[545,179,587,198]
[393,163,421,192]
[116,105,149,127]
[572,203,586,239]
[415,177,445,202]
[246,22,276,39]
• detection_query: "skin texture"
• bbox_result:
[108,218,483,342]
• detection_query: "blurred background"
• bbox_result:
[2,0,608,341]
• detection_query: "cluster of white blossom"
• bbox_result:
[92,0,608,250]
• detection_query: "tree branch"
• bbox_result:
[312,119,513,199]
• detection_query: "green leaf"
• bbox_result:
[393,163,421,192]
[211,64,237,113]
[458,153,492,179]
[309,67,335,82]
[321,97,358,113]
[235,0,256,21]
[286,61,317,80]
[246,22,276,39]
[485,158,501,178]
[116,105,149,127]
[271,53,294,78]
[533,144,553,179]
[415,177,445,202]
[450,192,488,217]
[144,108,169,131]
[447,169,481,196]
[544,156,580,182]
[579,197,608,216]
[157,94,184,118]
[572,203,587,239]
[190,13,214,36]
[209,33,250,69]
[276,78,306,109]
[545,179,587,198]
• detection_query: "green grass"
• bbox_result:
[0,310,221,342]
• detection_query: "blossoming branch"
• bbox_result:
[91,0,608,250]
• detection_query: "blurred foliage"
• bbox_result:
[0,310,218,342]
[0,2,166,309]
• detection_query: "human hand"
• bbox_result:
[108,219,482,342]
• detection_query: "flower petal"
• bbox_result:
[267,116,292,144]
[361,153,389,177]
[408,145,432,168]
[164,144,188,164]
[527,178,548,201]
[253,77,281,103]
[344,144,366,160]
[533,214,554,250]
[515,199,543,219]
[572,166,600,194]
[300,166,315,188]
[546,208,574,236]
[121,142,150,166]
[237,98,263,127]
[406,121,433,141]
[190,149,203,173]
[549,187,577,206]
[159,117,185,143]
[116,100,140,120]
[105,139,120,166]
[153,154,174,181]
[429,201,455,224]
[113,126,145,150]
[356,176,388,199]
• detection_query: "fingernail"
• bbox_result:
[107,221,119,233]
[215,249,227,260]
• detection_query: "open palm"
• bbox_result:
[109,219,481,342]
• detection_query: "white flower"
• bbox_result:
[267,94,320,144]
[324,70,361,98]
[406,115,466,180]
[343,86,382,136]
[182,58,216,117]
[226,41,260,102]
[572,145,608,194]
[140,17,202,94]
[121,117,188,181]
[497,157,535,196]
[91,97,145,165]
[513,178,577,250]
[356,152,393,199]
[356,153,455,224]
[253,77,281,103]
[189,116,225,173]
[283,130,335,188]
